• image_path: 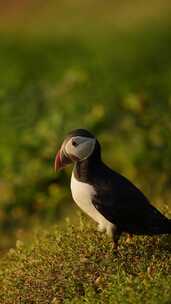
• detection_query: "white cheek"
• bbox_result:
[77,141,95,159]
[65,140,75,156]
[65,137,96,160]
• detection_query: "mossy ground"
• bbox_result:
[0,215,170,304]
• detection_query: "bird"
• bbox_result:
[54,128,171,249]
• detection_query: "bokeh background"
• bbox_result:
[0,0,171,252]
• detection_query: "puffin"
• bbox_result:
[54,129,171,249]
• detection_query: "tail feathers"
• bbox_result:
[152,219,171,234]
[166,219,171,233]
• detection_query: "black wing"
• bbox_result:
[92,165,170,235]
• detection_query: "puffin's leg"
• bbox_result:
[112,228,122,250]
[125,233,133,243]
[107,224,121,250]
[97,223,106,233]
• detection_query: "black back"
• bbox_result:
[73,135,171,235]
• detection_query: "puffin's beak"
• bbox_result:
[54,149,72,171]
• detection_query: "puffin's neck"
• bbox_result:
[73,141,102,183]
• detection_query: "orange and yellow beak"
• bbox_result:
[54,149,72,171]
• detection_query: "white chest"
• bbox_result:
[70,172,114,234]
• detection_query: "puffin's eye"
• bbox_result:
[72,140,78,147]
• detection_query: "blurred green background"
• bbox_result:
[0,0,171,251]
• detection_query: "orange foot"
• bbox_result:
[125,233,133,243]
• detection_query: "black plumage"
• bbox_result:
[55,129,171,247]
[73,130,171,236]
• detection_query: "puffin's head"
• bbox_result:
[54,129,97,171]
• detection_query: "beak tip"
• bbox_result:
[54,149,73,171]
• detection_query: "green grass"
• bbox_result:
[0,215,170,304]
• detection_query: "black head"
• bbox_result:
[67,129,95,139]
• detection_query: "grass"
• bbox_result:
[0,215,170,304]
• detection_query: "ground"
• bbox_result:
[0,215,170,304]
